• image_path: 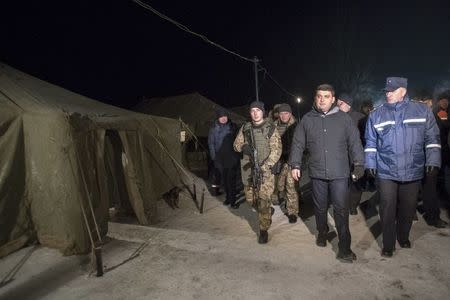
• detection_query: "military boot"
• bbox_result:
[258,230,268,244]
[287,214,297,223]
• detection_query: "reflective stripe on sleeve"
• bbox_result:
[364,148,377,152]
[426,144,442,148]
[403,118,426,124]
[374,121,395,128]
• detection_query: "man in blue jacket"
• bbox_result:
[364,77,441,257]
[208,108,240,208]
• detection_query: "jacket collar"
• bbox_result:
[384,96,410,110]
[312,105,340,116]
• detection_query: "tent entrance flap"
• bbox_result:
[104,130,133,216]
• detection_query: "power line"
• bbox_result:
[259,65,297,98]
[132,0,253,63]
[132,0,298,99]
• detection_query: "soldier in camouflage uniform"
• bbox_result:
[234,101,282,244]
[273,103,299,223]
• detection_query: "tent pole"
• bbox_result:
[253,56,260,102]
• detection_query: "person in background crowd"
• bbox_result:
[365,77,441,258]
[208,108,240,208]
[234,101,282,244]
[337,93,365,215]
[290,84,364,263]
[434,94,450,205]
[418,96,448,228]
[273,103,299,223]
[358,100,376,192]
[269,103,281,123]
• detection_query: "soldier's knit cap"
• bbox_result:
[249,101,265,112]
[215,107,229,119]
[277,103,292,113]
[338,93,353,106]
[384,77,408,92]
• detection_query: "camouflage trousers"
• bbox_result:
[244,171,275,231]
[276,163,299,215]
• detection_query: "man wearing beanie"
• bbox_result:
[234,101,282,244]
[273,103,300,223]
[208,107,240,207]
[337,93,365,215]
[289,84,364,263]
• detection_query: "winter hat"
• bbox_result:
[249,101,265,112]
[338,93,353,107]
[215,107,229,119]
[384,77,408,92]
[277,103,292,113]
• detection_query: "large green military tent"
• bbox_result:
[0,63,190,257]
[134,92,246,137]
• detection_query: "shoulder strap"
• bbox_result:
[266,122,276,139]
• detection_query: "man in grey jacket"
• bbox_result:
[289,84,364,263]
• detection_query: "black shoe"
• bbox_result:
[230,202,240,209]
[399,240,411,248]
[381,249,393,257]
[258,230,268,244]
[271,207,275,216]
[427,218,448,228]
[350,207,358,215]
[316,235,327,247]
[337,250,357,263]
[288,214,297,223]
[223,200,231,206]
[215,187,223,196]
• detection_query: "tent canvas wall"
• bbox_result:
[0,63,190,257]
[133,92,246,138]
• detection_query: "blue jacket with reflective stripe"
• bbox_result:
[364,97,441,181]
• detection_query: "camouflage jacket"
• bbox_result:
[274,115,296,162]
[234,119,282,181]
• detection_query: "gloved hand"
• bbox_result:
[241,144,252,156]
[426,165,438,176]
[367,168,377,178]
[351,165,365,181]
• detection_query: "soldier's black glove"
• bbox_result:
[367,168,377,178]
[351,165,365,181]
[241,144,252,156]
[426,165,438,176]
[271,161,283,175]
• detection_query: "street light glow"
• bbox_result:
[296,97,302,103]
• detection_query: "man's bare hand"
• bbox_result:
[291,169,301,181]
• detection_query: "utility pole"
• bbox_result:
[253,56,260,102]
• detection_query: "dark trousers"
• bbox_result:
[378,179,420,251]
[222,166,237,204]
[422,172,440,222]
[211,166,221,187]
[311,178,351,252]
[349,179,363,210]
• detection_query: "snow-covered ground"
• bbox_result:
[1,175,450,299]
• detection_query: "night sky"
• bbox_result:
[2,1,450,111]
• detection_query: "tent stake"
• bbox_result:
[200,188,205,214]
[193,183,197,201]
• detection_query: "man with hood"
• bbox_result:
[364,77,441,257]
[274,103,300,223]
[234,101,282,244]
[289,84,364,263]
[208,107,240,208]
